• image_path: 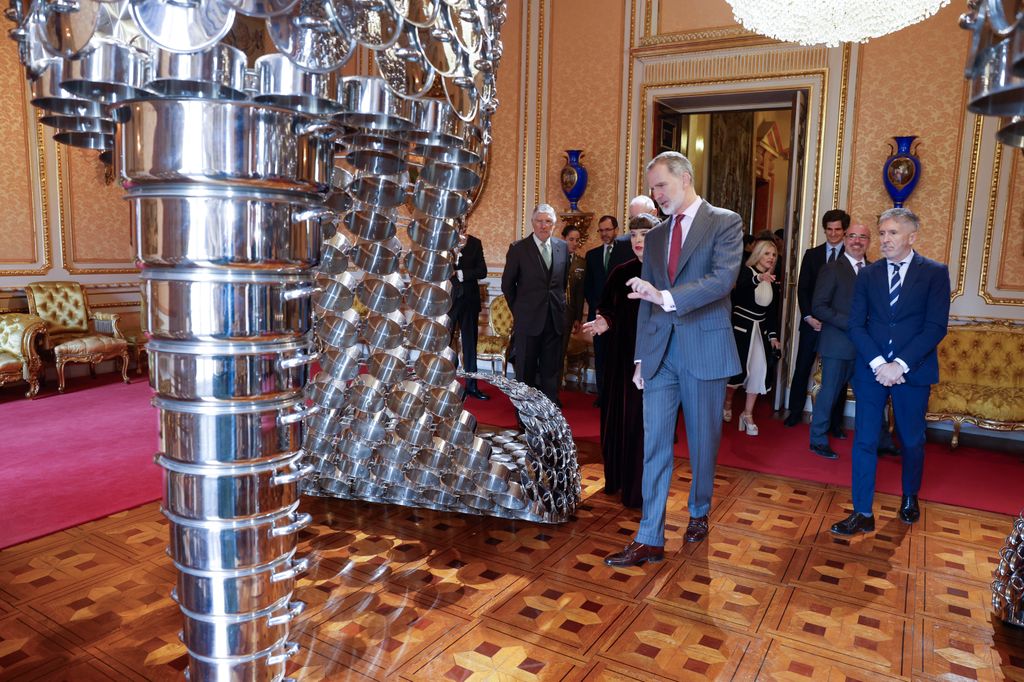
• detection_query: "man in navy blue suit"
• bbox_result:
[831,208,950,535]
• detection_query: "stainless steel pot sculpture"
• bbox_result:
[993,509,1024,627]
[5,0,582,679]
[961,0,1024,149]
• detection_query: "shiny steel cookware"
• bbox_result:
[358,273,404,313]
[334,75,413,131]
[254,53,340,115]
[158,452,311,520]
[143,268,314,341]
[30,58,107,117]
[173,550,309,616]
[130,0,236,54]
[367,346,409,384]
[313,271,359,318]
[130,184,328,271]
[180,598,304,658]
[414,347,457,386]
[969,39,1024,116]
[406,248,453,282]
[114,98,337,192]
[426,379,462,419]
[165,501,312,571]
[60,39,153,104]
[147,45,248,100]
[147,337,316,402]
[407,217,459,251]
[408,315,451,353]
[186,641,298,682]
[344,207,397,242]
[319,232,352,274]
[319,345,362,384]
[154,395,310,465]
[363,310,406,350]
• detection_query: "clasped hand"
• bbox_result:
[626,277,662,303]
[875,361,906,387]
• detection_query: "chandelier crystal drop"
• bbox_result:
[726,0,951,48]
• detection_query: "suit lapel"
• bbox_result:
[528,238,551,278]
[672,202,711,282]
[649,220,670,288]
[892,253,922,316]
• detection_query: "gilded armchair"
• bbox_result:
[477,294,512,376]
[24,281,130,393]
[0,313,46,398]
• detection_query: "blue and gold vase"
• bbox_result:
[882,136,921,208]
[560,149,588,212]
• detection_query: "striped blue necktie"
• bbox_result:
[887,261,904,358]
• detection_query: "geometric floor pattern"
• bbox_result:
[2,445,1023,681]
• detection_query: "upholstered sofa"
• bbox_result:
[24,281,130,393]
[927,320,1024,448]
[0,313,46,398]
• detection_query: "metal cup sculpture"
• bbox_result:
[961,0,1024,150]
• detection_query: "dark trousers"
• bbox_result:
[850,372,930,514]
[593,334,608,401]
[811,357,897,449]
[514,311,563,404]
[788,328,843,427]
[450,299,480,390]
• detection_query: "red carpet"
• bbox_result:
[2,376,1021,549]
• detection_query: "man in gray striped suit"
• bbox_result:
[605,151,743,566]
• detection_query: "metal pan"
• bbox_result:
[314,271,359,318]
[393,0,440,27]
[360,277,406,318]
[173,549,308,615]
[412,439,451,472]
[406,98,463,147]
[969,39,1024,116]
[30,59,106,117]
[349,173,408,208]
[372,460,408,486]
[254,53,340,114]
[39,115,114,134]
[377,20,435,99]
[997,115,1024,147]
[335,456,371,479]
[446,2,483,55]
[426,379,462,419]
[319,309,361,348]
[320,232,352,274]
[336,434,375,462]
[306,372,351,409]
[186,641,297,681]
[419,159,480,192]
[349,374,386,413]
[387,380,427,420]
[267,0,355,74]
[408,217,459,251]
[343,207,398,242]
[421,489,458,510]
[408,315,451,353]
[414,347,457,386]
[347,408,389,442]
[405,280,452,317]
[180,599,304,658]
[405,467,441,489]
[396,413,433,448]
[318,345,361,383]
[435,409,476,447]
[147,45,248,100]
[368,346,409,384]
[346,148,408,176]
[52,131,113,150]
[41,0,100,58]
[130,0,236,54]
[412,181,470,219]
[440,472,479,494]
[406,248,454,282]
[415,140,482,167]
[377,435,416,466]
[333,76,414,132]
[353,240,403,277]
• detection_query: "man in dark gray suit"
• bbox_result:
[500,204,571,404]
[605,152,742,566]
[808,223,870,458]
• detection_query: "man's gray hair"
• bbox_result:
[878,207,920,232]
[646,151,695,183]
[629,195,657,215]
[532,203,557,220]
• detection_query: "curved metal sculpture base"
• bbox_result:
[993,509,1024,627]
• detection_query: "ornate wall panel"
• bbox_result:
[59,146,134,273]
[466,0,525,266]
[0,41,48,274]
[996,151,1024,291]
[846,3,969,264]
[655,0,737,35]
[544,0,626,242]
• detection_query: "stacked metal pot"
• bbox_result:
[993,509,1024,627]
[960,0,1024,148]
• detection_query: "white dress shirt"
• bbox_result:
[657,197,704,312]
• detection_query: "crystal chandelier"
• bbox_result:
[727,0,951,47]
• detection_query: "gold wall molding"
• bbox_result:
[518,0,535,237]
[622,0,639,217]
[996,150,1023,291]
[951,114,985,302]
[831,44,851,212]
[643,0,652,40]
[637,26,775,54]
[640,44,829,85]
[979,143,1023,305]
[516,0,548,239]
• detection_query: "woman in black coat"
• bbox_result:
[725,238,781,436]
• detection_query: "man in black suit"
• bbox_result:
[583,215,620,404]
[784,209,850,430]
[831,208,950,535]
[450,225,490,400]
[808,223,870,458]
[501,204,571,404]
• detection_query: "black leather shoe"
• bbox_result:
[684,516,710,543]
[830,512,875,536]
[810,443,839,460]
[830,426,847,440]
[465,388,490,400]
[604,541,664,567]
[877,445,901,457]
[898,495,920,524]
[784,414,802,427]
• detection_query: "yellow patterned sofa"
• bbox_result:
[24,281,130,393]
[927,320,1024,448]
[0,313,46,398]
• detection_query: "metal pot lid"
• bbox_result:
[156,450,302,476]
[446,2,482,55]
[350,0,403,50]
[997,115,1024,147]
[52,130,112,150]
[267,0,355,75]
[130,0,235,53]
[377,20,436,99]
[391,0,439,27]
[39,114,115,134]
[223,0,296,18]
[142,267,312,284]
[417,10,463,76]
[42,0,101,58]
[147,336,313,355]
[442,53,482,122]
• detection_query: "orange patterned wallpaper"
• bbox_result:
[997,152,1024,290]
[544,0,626,252]
[465,0,523,267]
[657,0,738,34]
[0,41,39,265]
[64,147,132,265]
[846,3,969,264]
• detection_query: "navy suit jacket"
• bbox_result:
[847,252,950,386]
[797,242,842,333]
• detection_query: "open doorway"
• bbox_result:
[652,89,811,410]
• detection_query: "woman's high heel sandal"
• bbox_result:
[738,413,758,436]
[722,407,733,422]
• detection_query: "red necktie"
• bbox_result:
[667,214,684,278]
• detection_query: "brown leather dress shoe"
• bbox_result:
[603,540,664,567]
[684,516,709,543]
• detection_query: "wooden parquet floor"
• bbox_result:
[2,456,1023,681]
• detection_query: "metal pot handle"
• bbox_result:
[267,600,306,626]
[266,641,300,666]
[283,285,318,301]
[294,207,335,223]
[273,462,315,485]
[278,403,319,425]
[271,512,313,537]
[296,120,339,139]
[277,351,320,370]
[271,556,311,583]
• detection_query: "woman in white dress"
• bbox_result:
[724,238,782,436]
